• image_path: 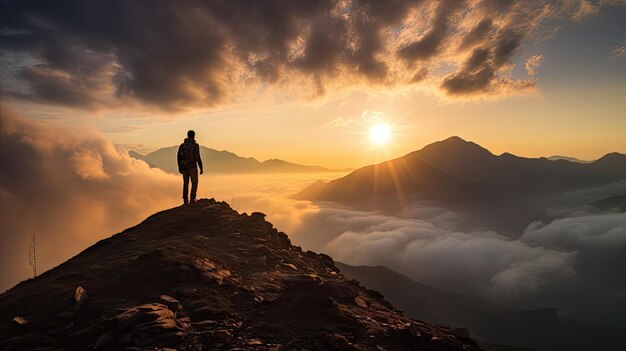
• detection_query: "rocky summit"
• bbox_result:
[0,199,481,351]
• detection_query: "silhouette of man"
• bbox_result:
[177,130,203,204]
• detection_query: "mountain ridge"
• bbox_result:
[293,136,626,233]
[130,146,340,174]
[0,199,480,351]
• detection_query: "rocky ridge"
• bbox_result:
[0,199,480,350]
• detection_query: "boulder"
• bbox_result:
[159,295,180,312]
[74,286,88,310]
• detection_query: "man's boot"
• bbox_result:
[183,196,189,205]
[190,196,197,203]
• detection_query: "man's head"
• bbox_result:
[187,130,195,139]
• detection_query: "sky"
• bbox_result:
[1,0,625,169]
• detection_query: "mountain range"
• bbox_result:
[337,263,626,351]
[294,137,626,233]
[0,199,479,351]
[129,146,343,174]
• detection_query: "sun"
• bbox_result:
[369,124,391,146]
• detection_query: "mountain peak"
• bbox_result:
[419,136,495,159]
[594,152,626,163]
[0,199,478,350]
[442,136,468,143]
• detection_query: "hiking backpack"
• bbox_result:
[177,143,196,173]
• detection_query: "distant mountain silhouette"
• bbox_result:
[130,146,338,174]
[336,263,499,328]
[0,200,480,351]
[128,150,157,168]
[337,263,626,351]
[547,155,591,163]
[415,137,625,195]
[294,137,626,233]
[293,144,482,212]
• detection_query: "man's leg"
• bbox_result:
[182,171,190,204]
[190,167,199,202]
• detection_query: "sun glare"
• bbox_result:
[369,124,391,146]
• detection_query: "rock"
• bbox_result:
[318,253,335,267]
[449,327,471,339]
[192,319,217,327]
[195,258,217,270]
[354,296,369,308]
[59,311,75,318]
[107,303,175,330]
[191,305,232,320]
[11,316,28,327]
[74,286,88,310]
[321,280,358,301]
[247,338,264,345]
[251,243,270,253]
[159,294,180,312]
[283,263,298,271]
[250,212,266,221]
[93,331,116,350]
[201,268,231,285]
[283,274,323,287]
[214,329,232,338]
[248,255,267,266]
[135,318,182,332]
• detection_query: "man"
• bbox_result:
[177,130,203,204]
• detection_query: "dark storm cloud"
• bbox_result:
[441,29,529,95]
[458,18,494,50]
[1,0,334,110]
[398,0,465,61]
[482,0,516,13]
[0,0,622,109]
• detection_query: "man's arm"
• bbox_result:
[196,144,203,174]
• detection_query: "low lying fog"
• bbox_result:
[2,113,625,326]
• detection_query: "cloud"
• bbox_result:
[1,0,621,110]
[323,110,384,128]
[525,54,544,75]
[611,43,626,57]
[440,28,537,96]
[114,143,156,155]
[398,1,465,61]
[0,110,181,291]
[291,203,576,298]
[521,213,626,321]
[571,0,600,20]
[289,200,626,323]
[550,179,626,209]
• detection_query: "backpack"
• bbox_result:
[177,142,196,173]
